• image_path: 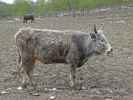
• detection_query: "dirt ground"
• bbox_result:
[1,8,133,100]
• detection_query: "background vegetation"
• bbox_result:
[0,0,133,17]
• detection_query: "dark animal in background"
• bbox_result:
[23,14,34,23]
[14,25,113,89]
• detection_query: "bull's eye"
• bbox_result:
[101,39,105,42]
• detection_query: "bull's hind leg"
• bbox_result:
[15,47,24,82]
[23,66,35,88]
[25,64,35,87]
[19,56,35,89]
[70,65,76,88]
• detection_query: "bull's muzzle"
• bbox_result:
[106,48,113,55]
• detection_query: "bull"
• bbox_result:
[23,14,34,23]
[14,25,112,89]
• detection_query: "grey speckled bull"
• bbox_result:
[14,25,112,88]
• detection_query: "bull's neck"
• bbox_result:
[84,40,96,57]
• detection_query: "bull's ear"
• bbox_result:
[90,33,96,40]
[94,24,97,34]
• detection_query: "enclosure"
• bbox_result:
[0,6,133,100]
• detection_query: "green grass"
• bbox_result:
[45,0,133,12]
[75,0,133,9]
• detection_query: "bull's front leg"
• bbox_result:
[70,65,76,88]
[66,43,80,88]
[21,68,34,89]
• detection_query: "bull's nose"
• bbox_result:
[106,48,113,54]
[109,48,113,52]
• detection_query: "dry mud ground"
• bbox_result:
[1,9,133,100]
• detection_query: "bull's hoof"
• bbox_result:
[22,83,28,89]
[70,81,74,87]
[69,82,84,90]
[69,82,77,90]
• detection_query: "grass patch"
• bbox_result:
[75,0,133,9]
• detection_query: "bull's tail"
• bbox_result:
[14,30,23,80]
[15,43,22,79]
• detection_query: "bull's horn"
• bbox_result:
[94,24,97,33]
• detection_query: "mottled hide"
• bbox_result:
[15,26,112,88]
